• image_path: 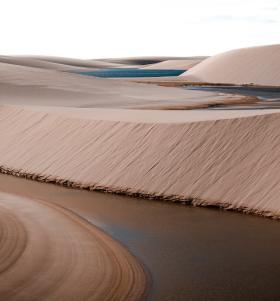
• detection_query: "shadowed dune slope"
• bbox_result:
[1,105,280,217]
[0,192,146,301]
[181,45,280,86]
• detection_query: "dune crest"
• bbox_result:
[1,105,280,218]
[181,45,280,86]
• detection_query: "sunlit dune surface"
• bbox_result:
[181,45,280,86]
[1,105,280,218]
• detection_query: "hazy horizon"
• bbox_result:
[1,0,279,59]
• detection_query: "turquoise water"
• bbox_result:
[76,68,186,78]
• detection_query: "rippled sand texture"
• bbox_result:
[0,192,146,301]
[1,105,280,218]
[181,45,280,86]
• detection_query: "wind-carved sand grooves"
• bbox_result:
[1,105,280,218]
[0,192,146,301]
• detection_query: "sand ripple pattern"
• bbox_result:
[0,192,146,301]
[1,105,280,217]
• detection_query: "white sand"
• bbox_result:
[1,105,280,218]
[181,45,280,86]
[143,59,204,70]
[0,53,279,218]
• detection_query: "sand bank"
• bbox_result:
[0,191,146,301]
[1,105,280,217]
[181,45,280,86]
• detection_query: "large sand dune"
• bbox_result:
[0,191,146,300]
[181,45,280,86]
[0,52,278,220]
[1,105,280,218]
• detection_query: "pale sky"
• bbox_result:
[0,0,279,58]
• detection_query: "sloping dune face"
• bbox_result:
[143,58,205,70]
[1,105,280,218]
[181,45,280,86]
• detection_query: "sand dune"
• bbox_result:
[143,59,204,70]
[0,56,125,72]
[0,56,88,71]
[0,51,278,221]
[181,45,280,86]
[19,55,124,69]
[0,191,146,301]
[102,56,200,65]
[0,62,251,108]
[1,105,280,218]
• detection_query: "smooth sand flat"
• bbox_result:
[0,191,146,301]
[181,45,280,86]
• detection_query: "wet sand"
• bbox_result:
[0,179,146,301]
[186,86,280,110]
[1,174,280,301]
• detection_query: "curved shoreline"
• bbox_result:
[0,191,147,301]
[0,165,278,220]
[1,174,280,300]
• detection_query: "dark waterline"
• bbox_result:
[186,85,280,100]
[76,68,186,78]
[1,174,280,301]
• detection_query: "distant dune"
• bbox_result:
[102,56,198,65]
[181,45,280,87]
[22,55,125,69]
[0,61,248,108]
[143,58,206,70]
[0,55,127,71]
